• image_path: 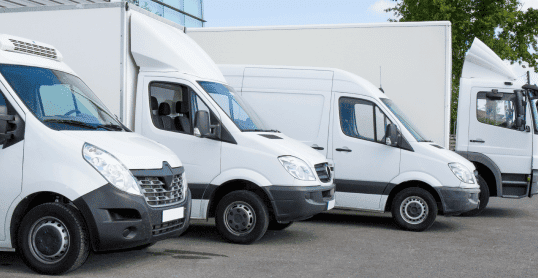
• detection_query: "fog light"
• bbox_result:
[122,227,137,239]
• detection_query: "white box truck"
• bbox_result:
[0,2,336,244]
[455,38,538,210]
[219,64,480,231]
[0,34,190,274]
[187,22,452,148]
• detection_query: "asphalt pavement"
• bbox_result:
[1,197,537,277]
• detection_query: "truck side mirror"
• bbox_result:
[0,106,15,145]
[515,90,526,131]
[193,110,211,137]
[385,124,399,147]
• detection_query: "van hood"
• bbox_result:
[62,131,182,170]
[417,142,476,171]
[242,132,328,166]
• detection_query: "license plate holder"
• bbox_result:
[162,207,184,222]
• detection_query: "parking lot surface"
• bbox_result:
[1,197,537,277]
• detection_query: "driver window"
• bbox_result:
[339,97,392,143]
[477,92,518,130]
[149,82,217,134]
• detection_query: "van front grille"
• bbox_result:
[153,219,185,235]
[314,163,332,183]
[9,39,58,60]
[137,175,184,207]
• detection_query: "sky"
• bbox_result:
[203,0,538,28]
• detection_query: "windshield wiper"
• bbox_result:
[43,119,98,130]
[96,123,124,131]
[243,129,280,132]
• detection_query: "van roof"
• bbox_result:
[219,64,387,100]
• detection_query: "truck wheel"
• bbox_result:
[268,221,293,231]
[391,188,437,232]
[215,190,269,244]
[17,203,90,275]
[460,175,490,216]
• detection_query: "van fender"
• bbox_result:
[210,168,272,187]
[388,172,444,191]
[456,151,502,197]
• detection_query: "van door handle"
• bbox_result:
[335,147,352,152]
[470,139,485,143]
[311,144,324,150]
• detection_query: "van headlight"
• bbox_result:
[83,143,141,195]
[448,162,475,184]
[278,156,316,181]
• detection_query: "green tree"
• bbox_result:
[387,0,538,132]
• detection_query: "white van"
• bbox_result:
[0,35,190,274]
[219,64,481,231]
[0,2,336,244]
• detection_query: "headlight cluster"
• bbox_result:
[83,143,141,195]
[448,162,475,184]
[278,156,316,181]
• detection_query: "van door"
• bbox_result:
[139,76,221,218]
[0,89,24,241]
[331,93,401,211]
[468,88,533,197]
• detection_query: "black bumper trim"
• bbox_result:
[262,184,335,222]
[73,184,191,252]
[436,187,480,215]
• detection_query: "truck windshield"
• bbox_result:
[197,81,273,132]
[531,99,538,132]
[0,65,125,131]
[380,98,429,142]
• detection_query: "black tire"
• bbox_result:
[17,203,90,275]
[391,188,437,232]
[268,221,293,231]
[460,175,490,216]
[215,190,269,244]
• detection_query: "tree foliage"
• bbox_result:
[387,0,538,132]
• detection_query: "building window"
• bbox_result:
[130,0,204,27]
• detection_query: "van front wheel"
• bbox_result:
[17,203,90,275]
[215,190,269,244]
[391,188,437,232]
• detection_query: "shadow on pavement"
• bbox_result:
[470,207,529,218]
[0,251,32,275]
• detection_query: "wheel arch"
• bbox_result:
[9,192,75,249]
[384,181,444,214]
[206,179,275,220]
[457,151,501,197]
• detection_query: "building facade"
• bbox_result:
[132,0,204,27]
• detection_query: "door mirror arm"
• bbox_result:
[193,110,221,139]
[0,106,16,145]
[384,124,400,147]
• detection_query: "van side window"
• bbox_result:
[477,92,518,129]
[149,82,217,134]
[339,97,392,143]
[0,91,6,107]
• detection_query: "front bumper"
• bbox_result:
[263,184,335,223]
[436,187,480,216]
[73,184,191,252]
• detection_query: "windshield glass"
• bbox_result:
[197,81,273,132]
[380,98,429,142]
[0,65,125,131]
[531,99,538,132]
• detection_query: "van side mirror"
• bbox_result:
[0,106,15,145]
[515,90,526,131]
[385,124,399,147]
[193,110,211,137]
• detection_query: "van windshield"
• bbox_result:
[0,65,126,131]
[198,81,274,132]
[380,98,429,142]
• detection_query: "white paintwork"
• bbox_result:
[220,64,479,212]
[0,33,183,249]
[188,22,452,148]
[461,38,517,81]
[162,207,184,222]
[0,3,334,223]
[456,38,536,196]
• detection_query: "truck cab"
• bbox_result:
[456,38,538,211]
[0,34,190,275]
[219,64,481,231]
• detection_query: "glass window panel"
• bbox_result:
[476,92,518,129]
[184,0,202,18]
[375,106,392,143]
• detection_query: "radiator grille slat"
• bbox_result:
[136,175,184,207]
[314,163,332,183]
